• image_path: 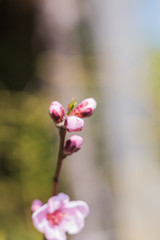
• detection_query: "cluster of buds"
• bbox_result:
[49,98,96,130]
[49,98,97,155]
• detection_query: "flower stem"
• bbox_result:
[52,127,66,196]
[43,128,66,240]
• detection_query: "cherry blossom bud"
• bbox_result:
[64,135,83,155]
[49,101,64,123]
[72,98,97,118]
[31,199,43,212]
[65,116,84,132]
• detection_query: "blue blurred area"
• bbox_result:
[138,0,160,48]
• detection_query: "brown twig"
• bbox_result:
[43,127,66,240]
[52,127,66,196]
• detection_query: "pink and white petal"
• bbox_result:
[62,201,89,234]
[44,225,67,240]
[47,198,61,214]
[62,209,85,234]
[31,199,43,212]
[32,204,48,233]
[47,193,70,213]
[56,193,70,203]
[65,200,89,218]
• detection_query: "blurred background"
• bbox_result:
[0,0,160,240]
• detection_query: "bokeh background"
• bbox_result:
[1,0,160,240]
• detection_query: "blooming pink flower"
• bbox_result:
[31,199,43,212]
[64,135,83,155]
[71,98,97,118]
[64,116,84,132]
[32,193,89,240]
[49,101,65,123]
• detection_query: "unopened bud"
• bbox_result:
[31,199,43,212]
[65,116,84,132]
[64,135,83,155]
[72,98,97,118]
[49,101,64,123]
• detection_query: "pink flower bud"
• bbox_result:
[31,199,43,212]
[65,116,84,132]
[72,98,97,118]
[64,135,83,154]
[49,101,64,123]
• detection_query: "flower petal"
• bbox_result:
[32,204,48,233]
[47,193,70,214]
[56,193,70,203]
[62,210,84,234]
[31,199,43,212]
[44,225,66,240]
[63,201,89,234]
[66,200,89,217]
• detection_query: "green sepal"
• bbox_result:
[67,99,76,115]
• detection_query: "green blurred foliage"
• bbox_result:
[0,89,62,239]
[0,1,68,239]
